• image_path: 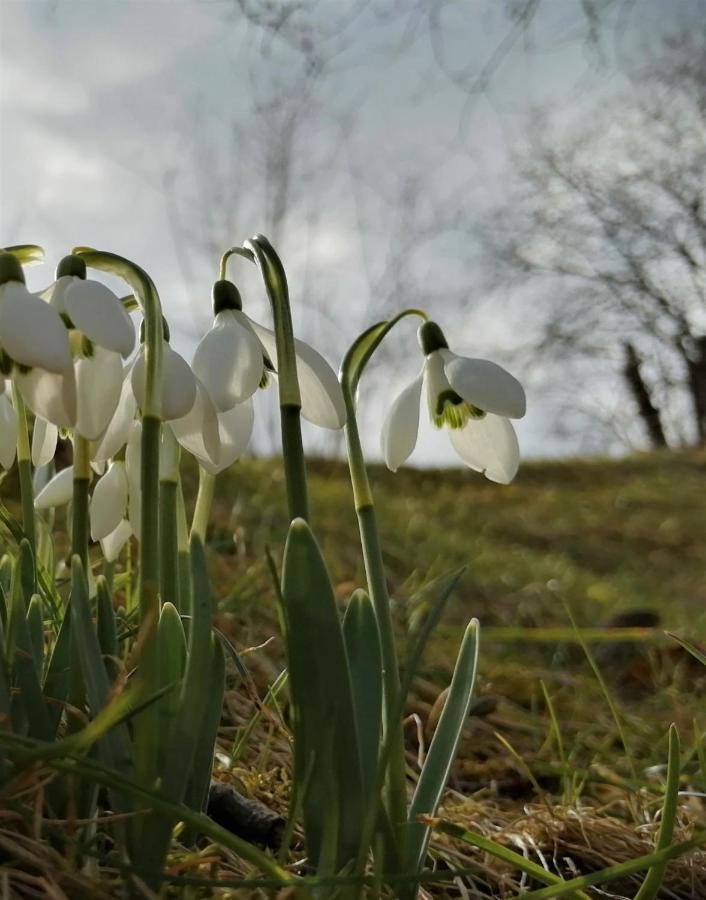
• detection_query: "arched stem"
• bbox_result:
[222,237,309,521]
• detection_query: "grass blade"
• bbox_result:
[633,723,681,900]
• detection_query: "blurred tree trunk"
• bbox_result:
[685,336,706,444]
[622,342,667,448]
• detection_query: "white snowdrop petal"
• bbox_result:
[64,279,136,357]
[90,461,129,540]
[247,318,346,429]
[131,343,197,421]
[443,350,526,419]
[202,397,254,475]
[100,519,133,563]
[0,394,17,470]
[92,367,136,461]
[0,282,72,373]
[34,465,74,509]
[31,417,58,468]
[170,380,221,466]
[15,365,76,429]
[192,311,264,411]
[75,348,124,440]
[40,275,73,313]
[381,373,423,472]
[448,414,520,484]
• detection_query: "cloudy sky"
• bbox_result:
[1,0,703,465]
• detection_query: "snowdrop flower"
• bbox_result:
[192,280,346,429]
[381,321,526,484]
[89,458,133,561]
[23,255,137,441]
[42,255,135,359]
[92,335,199,466]
[0,254,73,376]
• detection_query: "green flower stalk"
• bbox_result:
[221,236,310,521]
[73,247,164,806]
[339,310,428,862]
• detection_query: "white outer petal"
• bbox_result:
[192,311,264,410]
[442,350,526,419]
[64,279,135,357]
[169,379,221,466]
[131,343,197,421]
[31,417,58,468]
[100,519,133,562]
[15,364,76,429]
[247,317,346,429]
[0,282,72,373]
[201,397,254,475]
[0,394,17,470]
[381,373,423,472]
[34,465,74,509]
[90,460,129,540]
[75,348,124,440]
[91,367,136,461]
[448,414,520,484]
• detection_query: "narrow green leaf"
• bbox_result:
[96,575,118,663]
[157,601,186,767]
[8,553,52,741]
[633,724,681,900]
[135,536,219,881]
[26,594,44,676]
[343,589,382,799]
[405,619,480,875]
[281,518,365,871]
[184,633,225,815]
[43,610,72,734]
[69,556,133,782]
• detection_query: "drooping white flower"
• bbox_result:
[192,279,346,429]
[34,465,74,509]
[42,262,135,359]
[381,321,526,484]
[130,339,197,421]
[89,460,129,541]
[170,379,254,474]
[0,281,73,374]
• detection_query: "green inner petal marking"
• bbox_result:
[433,390,485,429]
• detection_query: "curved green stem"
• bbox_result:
[159,429,180,611]
[339,308,427,863]
[72,435,91,570]
[11,382,35,557]
[224,237,309,521]
[190,467,215,542]
[74,248,164,808]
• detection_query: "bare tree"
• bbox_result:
[483,33,706,449]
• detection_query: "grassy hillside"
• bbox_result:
[201,449,706,778]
